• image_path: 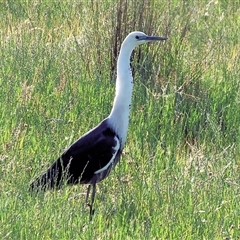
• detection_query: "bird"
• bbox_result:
[30,31,167,220]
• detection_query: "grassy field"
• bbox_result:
[0,0,240,239]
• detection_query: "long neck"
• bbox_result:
[108,44,134,147]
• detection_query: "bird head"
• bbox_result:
[122,31,167,49]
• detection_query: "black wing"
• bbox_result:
[30,119,121,191]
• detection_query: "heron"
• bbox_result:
[30,31,167,220]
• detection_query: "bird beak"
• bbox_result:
[139,35,168,41]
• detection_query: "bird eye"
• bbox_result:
[135,36,139,39]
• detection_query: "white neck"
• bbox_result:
[108,43,134,147]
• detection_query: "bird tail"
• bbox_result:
[30,158,65,192]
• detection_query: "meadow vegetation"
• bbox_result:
[0,0,239,239]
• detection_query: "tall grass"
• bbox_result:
[0,0,239,239]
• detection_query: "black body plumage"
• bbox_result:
[30,119,121,191]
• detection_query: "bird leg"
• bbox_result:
[85,185,91,204]
[86,184,96,221]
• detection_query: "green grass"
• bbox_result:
[1,0,240,239]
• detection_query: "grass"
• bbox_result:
[0,0,240,239]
